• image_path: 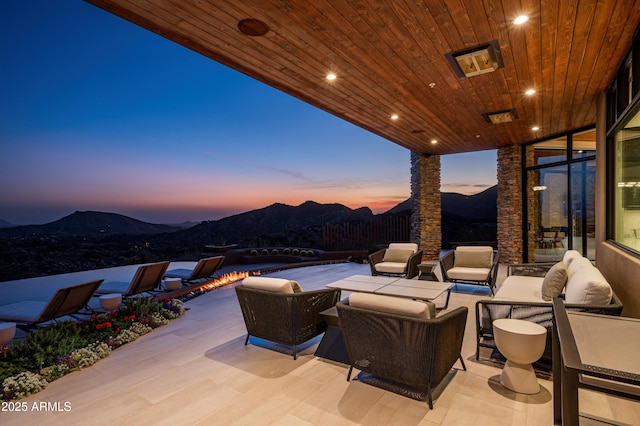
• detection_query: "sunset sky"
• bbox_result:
[0,1,496,226]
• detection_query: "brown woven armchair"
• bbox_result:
[235,282,341,359]
[368,243,423,279]
[336,300,468,409]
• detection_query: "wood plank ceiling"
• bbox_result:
[86,0,640,155]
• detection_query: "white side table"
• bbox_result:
[0,322,17,347]
[493,318,547,394]
[99,293,122,312]
[164,277,182,291]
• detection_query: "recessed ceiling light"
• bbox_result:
[326,73,337,81]
[238,19,270,36]
[532,126,540,131]
[391,114,399,120]
[525,89,536,95]
[431,139,438,144]
[429,83,436,88]
[514,15,529,25]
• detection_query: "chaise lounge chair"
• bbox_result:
[164,256,225,284]
[0,279,104,331]
[96,261,170,298]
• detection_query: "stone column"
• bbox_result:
[497,145,523,264]
[410,151,441,260]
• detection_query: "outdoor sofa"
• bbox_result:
[475,250,623,363]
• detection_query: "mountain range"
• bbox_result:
[0,186,497,281]
[0,186,497,237]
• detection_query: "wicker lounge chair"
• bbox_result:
[336,297,467,409]
[164,256,225,284]
[235,277,341,359]
[440,246,500,294]
[0,279,103,331]
[96,261,170,297]
[368,243,423,279]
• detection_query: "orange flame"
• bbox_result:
[189,270,254,295]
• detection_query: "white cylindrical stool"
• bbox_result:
[99,293,122,312]
[164,278,182,291]
[493,318,547,394]
[0,322,17,347]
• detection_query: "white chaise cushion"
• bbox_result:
[565,261,612,305]
[241,276,303,293]
[541,262,568,301]
[349,292,435,319]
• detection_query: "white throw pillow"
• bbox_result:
[562,250,582,268]
[541,262,568,301]
[564,263,612,305]
[567,256,591,278]
[241,276,303,293]
[349,292,435,319]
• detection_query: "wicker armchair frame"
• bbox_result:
[336,301,467,409]
[440,249,500,294]
[235,286,341,359]
[368,248,423,279]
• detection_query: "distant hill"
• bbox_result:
[383,185,497,220]
[173,201,376,247]
[441,186,497,221]
[0,192,498,281]
[0,219,14,228]
[0,211,181,237]
[166,221,199,229]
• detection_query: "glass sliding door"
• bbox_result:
[527,166,568,262]
[524,128,596,262]
[571,160,596,260]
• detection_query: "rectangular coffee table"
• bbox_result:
[326,275,453,309]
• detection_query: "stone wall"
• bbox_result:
[410,152,441,260]
[497,145,523,264]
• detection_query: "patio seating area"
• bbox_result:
[2,261,638,425]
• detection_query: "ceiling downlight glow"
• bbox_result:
[525,89,536,95]
[326,72,337,81]
[390,114,399,120]
[514,15,529,25]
